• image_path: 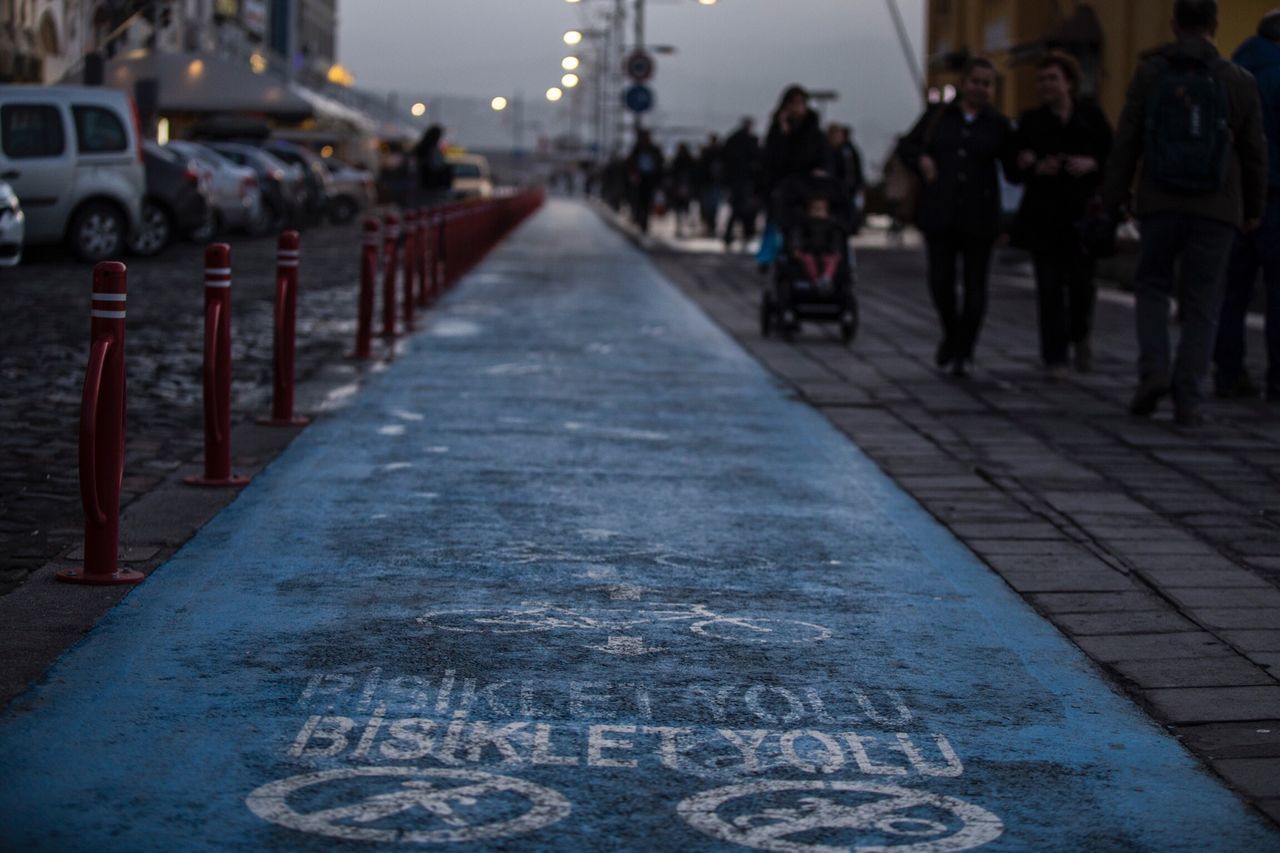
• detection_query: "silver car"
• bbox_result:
[167,140,267,236]
[322,158,375,224]
[0,85,144,261]
[0,180,23,266]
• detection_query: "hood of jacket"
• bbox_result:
[1234,35,1280,75]
[1144,35,1222,65]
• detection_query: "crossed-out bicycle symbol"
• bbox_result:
[417,602,832,651]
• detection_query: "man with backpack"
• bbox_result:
[1103,0,1268,427]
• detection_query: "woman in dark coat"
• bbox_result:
[898,58,1019,377]
[757,85,832,267]
[414,125,453,206]
[668,143,698,238]
[1013,51,1113,377]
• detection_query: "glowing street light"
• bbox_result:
[561,73,580,88]
[491,96,509,111]
[546,87,564,102]
[562,56,580,71]
[563,30,583,46]
[411,102,427,117]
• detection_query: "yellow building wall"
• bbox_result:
[926,0,1276,124]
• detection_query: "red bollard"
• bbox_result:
[402,209,418,331]
[186,245,250,488]
[259,231,310,427]
[416,208,431,308]
[381,211,400,341]
[347,217,380,360]
[59,263,145,585]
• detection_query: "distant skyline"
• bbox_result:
[337,0,926,164]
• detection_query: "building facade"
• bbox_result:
[926,0,1275,123]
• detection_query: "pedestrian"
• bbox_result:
[696,134,725,237]
[1214,10,1280,401]
[828,124,867,233]
[722,117,761,250]
[413,125,453,208]
[625,129,665,235]
[1102,0,1267,426]
[668,143,698,238]
[1012,51,1114,380]
[896,57,1018,377]
[758,86,832,271]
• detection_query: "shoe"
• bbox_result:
[1129,378,1169,417]
[950,358,970,379]
[935,341,954,369]
[1045,363,1070,382]
[1073,340,1093,373]
[1174,405,1205,428]
[1214,374,1261,400]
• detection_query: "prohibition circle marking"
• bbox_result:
[245,767,570,843]
[677,780,1004,852]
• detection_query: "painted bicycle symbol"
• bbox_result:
[417,602,831,653]
[678,781,1004,852]
[245,767,570,844]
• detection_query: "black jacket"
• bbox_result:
[761,109,831,200]
[897,102,1018,236]
[1012,100,1114,250]
[722,128,760,186]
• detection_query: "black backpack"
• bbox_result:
[1144,55,1233,193]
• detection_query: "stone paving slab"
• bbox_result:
[640,213,1280,825]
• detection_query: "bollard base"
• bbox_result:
[56,566,145,586]
[183,474,251,488]
[255,415,311,428]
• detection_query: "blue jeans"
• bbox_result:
[1134,212,1237,407]
[1214,194,1280,397]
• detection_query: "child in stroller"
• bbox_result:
[760,172,859,344]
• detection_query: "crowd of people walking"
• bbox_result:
[592,0,1275,428]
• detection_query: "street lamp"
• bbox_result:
[546,87,564,102]
[411,102,426,117]
[564,30,584,45]
[562,56,581,71]
[491,96,509,111]
[562,73,580,88]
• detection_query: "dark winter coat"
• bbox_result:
[626,143,665,188]
[1102,36,1267,228]
[760,109,832,200]
[832,141,866,196]
[1012,99,1114,251]
[897,101,1018,237]
[1234,35,1280,191]
[721,128,760,186]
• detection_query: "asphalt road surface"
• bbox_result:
[0,202,1275,850]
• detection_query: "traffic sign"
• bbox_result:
[623,84,655,114]
[624,49,656,83]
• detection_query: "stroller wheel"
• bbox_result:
[840,301,859,346]
[782,310,798,343]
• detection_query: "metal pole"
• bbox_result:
[633,0,645,133]
[884,0,924,97]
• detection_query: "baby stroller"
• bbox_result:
[760,173,859,344]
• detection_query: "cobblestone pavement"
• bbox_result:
[0,220,369,596]
[636,221,1280,824]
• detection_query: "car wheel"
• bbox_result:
[69,201,126,262]
[128,200,172,256]
[329,196,357,225]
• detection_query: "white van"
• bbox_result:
[0,85,145,261]
[447,153,494,200]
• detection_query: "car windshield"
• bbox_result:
[452,163,482,178]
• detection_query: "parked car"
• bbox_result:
[0,180,23,266]
[167,140,266,236]
[321,157,375,224]
[203,141,305,232]
[0,84,144,261]
[256,139,333,227]
[448,154,493,200]
[127,142,211,256]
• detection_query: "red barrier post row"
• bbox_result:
[185,245,249,489]
[416,208,431,309]
[348,217,380,360]
[59,262,144,585]
[401,209,417,331]
[381,211,400,343]
[260,231,310,427]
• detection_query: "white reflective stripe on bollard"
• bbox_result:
[91,309,127,319]
[91,293,128,302]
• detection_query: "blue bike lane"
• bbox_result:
[1,200,1275,850]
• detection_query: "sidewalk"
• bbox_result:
[0,199,1275,849]
[636,213,1280,825]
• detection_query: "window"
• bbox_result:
[452,163,481,179]
[0,104,66,158]
[72,105,128,154]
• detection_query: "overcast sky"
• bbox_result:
[338,0,926,163]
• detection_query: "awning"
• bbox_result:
[289,85,378,134]
[87,51,314,121]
